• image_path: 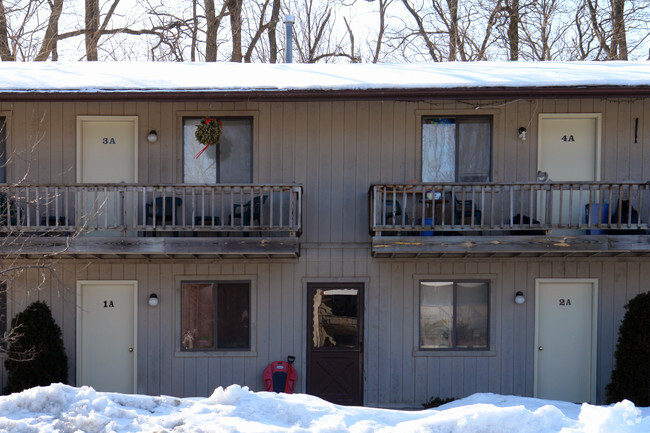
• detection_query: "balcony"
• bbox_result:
[370,182,650,258]
[0,184,302,259]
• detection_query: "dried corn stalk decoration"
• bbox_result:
[194,117,223,158]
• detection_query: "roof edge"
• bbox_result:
[0,85,648,102]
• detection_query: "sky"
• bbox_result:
[0,383,648,432]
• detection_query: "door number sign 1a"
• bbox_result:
[103,300,115,308]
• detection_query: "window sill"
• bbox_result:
[175,350,257,358]
[413,349,496,357]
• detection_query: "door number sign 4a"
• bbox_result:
[561,135,575,142]
[558,298,572,306]
[103,300,115,308]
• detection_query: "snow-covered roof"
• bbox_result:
[1,61,649,96]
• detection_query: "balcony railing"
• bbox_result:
[370,182,649,236]
[0,184,302,236]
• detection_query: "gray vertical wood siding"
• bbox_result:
[0,96,648,405]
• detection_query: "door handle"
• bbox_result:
[128,347,134,352]
[538,346,543,351]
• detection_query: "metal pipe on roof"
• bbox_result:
[284,15,295,64]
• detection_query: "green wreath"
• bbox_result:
[195,117,222,146]
[194,117,223,158]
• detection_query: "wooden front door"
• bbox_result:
[306,283,363,405]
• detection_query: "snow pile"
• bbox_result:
[0,383,648,432]
[0,61,648,93]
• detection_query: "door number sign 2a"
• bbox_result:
[558,298,572,306]
[103,300,115,308]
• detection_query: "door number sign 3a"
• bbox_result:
[558,298,572,306]
[103,300,115,308]
[102,138,117,144]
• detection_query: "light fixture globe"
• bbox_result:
[148,293,159,307]
[514,291,525,305]
[147,130,158,143]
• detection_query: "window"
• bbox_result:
[0,117,6,183]
[181,281,250,350]
[0,282,5,348]
[419,281,489,350]
[422,116,491,182]
[183,117,252,184]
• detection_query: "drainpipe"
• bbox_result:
[284,15,295,63]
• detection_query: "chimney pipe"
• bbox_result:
[284,15,295,63]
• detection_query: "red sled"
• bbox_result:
[263,356,297,394]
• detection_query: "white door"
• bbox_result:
[534,279,597,403]
[77,116,138,230]
[77,281,137,393]
[538,114,601,226]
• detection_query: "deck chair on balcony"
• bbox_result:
[0,192,18,229]
[453,196,481,226]
[382,199,407,235]
[228,195,268,235]
[146,196,183,236]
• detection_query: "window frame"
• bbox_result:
[418,279,490,351]
[0,116,6,183]
[421,115,493,183]
[182,115,254,184]
[180,279,251,352]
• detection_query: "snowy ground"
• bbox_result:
[0,384,648,433]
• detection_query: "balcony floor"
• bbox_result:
[371,233,650,258]
[0,234,300,259]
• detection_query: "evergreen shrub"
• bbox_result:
[605,291,650,405]
[3,301,68,394]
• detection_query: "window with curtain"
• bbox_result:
[419,281,489,350]
[183,117,252,184]
[422,116,492,183]
[181,281,250,351]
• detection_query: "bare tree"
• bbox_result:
[85,0,99,60]
[575,0,648,60]
[519,0,571,60]
[0,0,13,60]
[34,0,64,61]
[204,0,228,61]
[226,0,242,61]
[268,0,281,62]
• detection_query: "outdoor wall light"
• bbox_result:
[148,293,159,307]
[147,130,158,143]
[514,291,526,305]
[518,127,527,141]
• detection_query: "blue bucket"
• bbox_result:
[585,203,609,234]
[419,218,435,236]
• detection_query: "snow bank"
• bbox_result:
[0,383,648,433]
